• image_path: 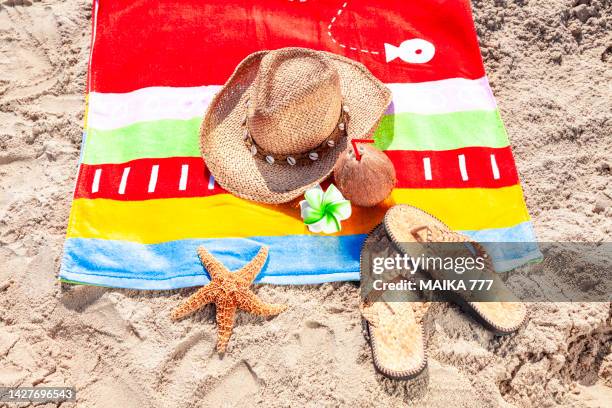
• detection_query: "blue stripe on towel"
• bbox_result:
[60,235,365,289]
[60,222,540,289]
[462,221,542,272]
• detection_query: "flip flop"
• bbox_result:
[383,205,527,335]
[359,224,428,380]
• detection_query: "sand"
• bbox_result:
[0,0,610,407]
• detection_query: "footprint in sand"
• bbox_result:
[201,361,260,407]
[0,0,76,101]
[83,377,147,408]
[299,320,335,357]
[281,320,337,368]
[156,329,211,384]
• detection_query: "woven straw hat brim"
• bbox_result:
[200,49,392,204]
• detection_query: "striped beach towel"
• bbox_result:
[61,0,541,289]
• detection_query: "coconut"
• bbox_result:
[333,144,396,207]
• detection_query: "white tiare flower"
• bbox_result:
[299,184,352,234]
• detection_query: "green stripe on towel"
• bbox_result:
[83,117,202,164]
[83,110,510,165]
[374,110,510,151]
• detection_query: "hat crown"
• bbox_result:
[247,49,342,156]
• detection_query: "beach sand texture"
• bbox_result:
[0,0,611,406]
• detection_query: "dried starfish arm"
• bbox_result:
[236,246,269,285]
[215,301,237,353]
[235,291,287,316]
[171,284,218,320]
[196,246,226,280]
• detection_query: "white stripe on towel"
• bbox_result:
[148,165,159,193]
[490,154,500,180]
[179,165,189,191]
[91,168,101,193]
[86,77,498,130]
[423,157,432,181]
[458,154,468,181]
[118,167,130,195]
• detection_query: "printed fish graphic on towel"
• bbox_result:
[385,39,435,64]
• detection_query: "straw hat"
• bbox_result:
[200,47,391,204]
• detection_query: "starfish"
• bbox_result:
[171,245,287,353]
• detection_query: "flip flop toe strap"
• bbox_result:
[410,225,493,269]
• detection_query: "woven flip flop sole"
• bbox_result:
[444,289,526,335]
[383,204,527,335]
[362,318,428,380]
[359,224,428,380]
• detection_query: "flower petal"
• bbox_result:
[326,200,352,221]
[300,200,324,224]
[306,217,325,233]
[303,207,324,224]
[306,212,341,234]
[304,185,324,210]
[320,212,341,234]
[322,184,345,204]
[299,200,309,219]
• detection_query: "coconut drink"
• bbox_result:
[333,141,396,207]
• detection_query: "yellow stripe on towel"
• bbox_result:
[67,185,531,244]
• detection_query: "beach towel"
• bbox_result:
[60,0,541,289]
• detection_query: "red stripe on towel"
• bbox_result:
[74,147,518,201]
[90,0,484,92]
[386,147,518,189]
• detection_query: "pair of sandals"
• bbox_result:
[360,205,528,380]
